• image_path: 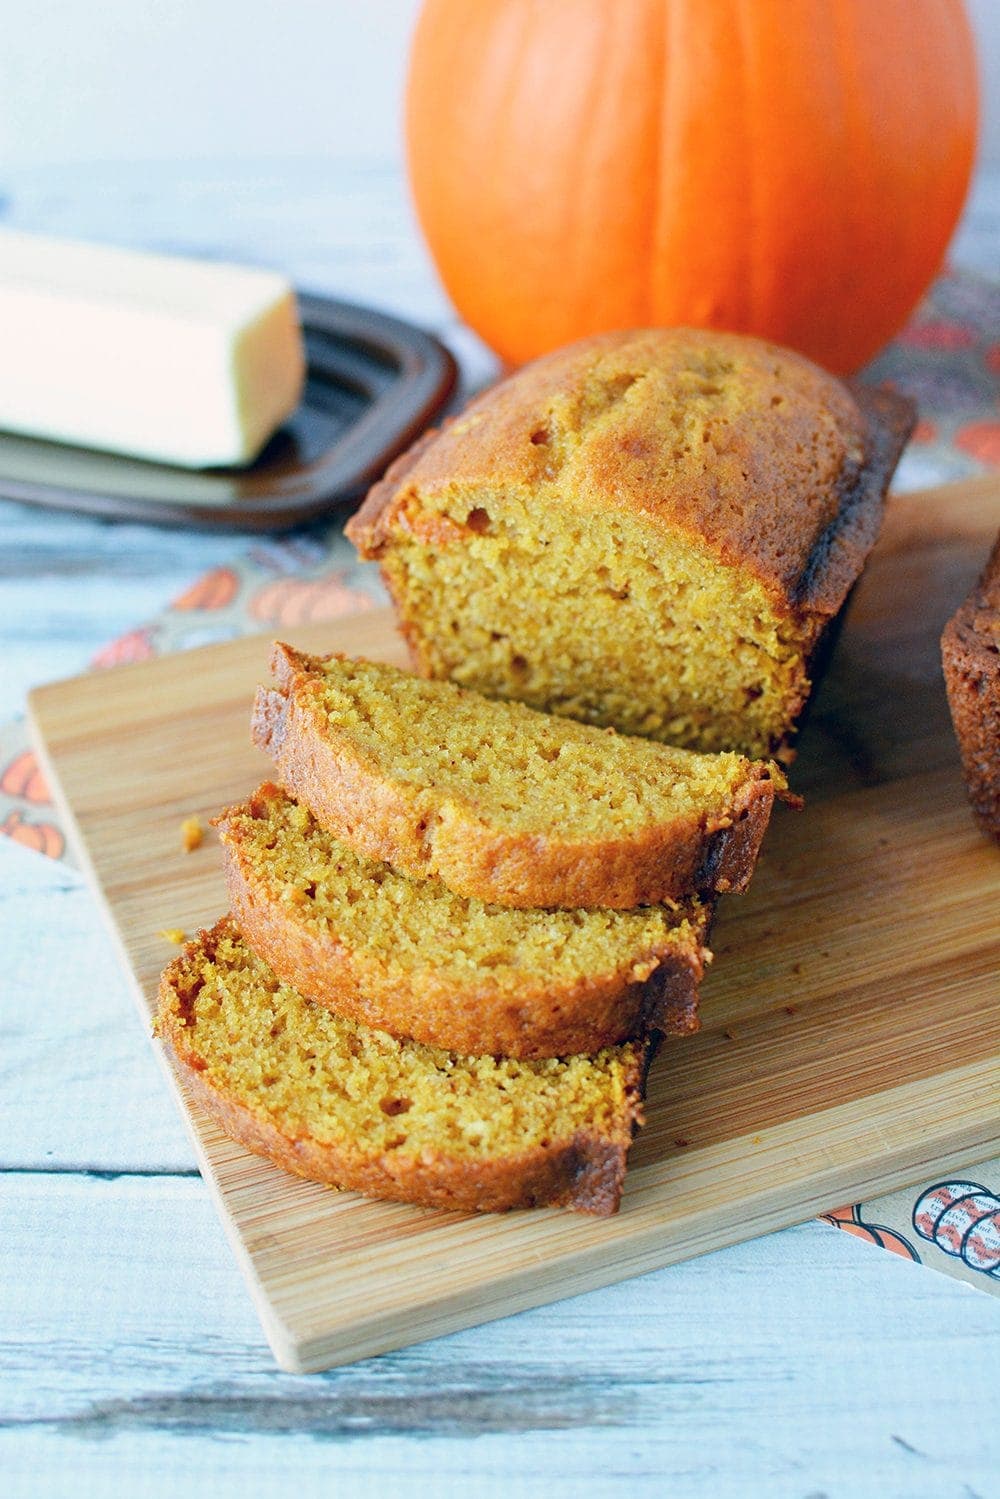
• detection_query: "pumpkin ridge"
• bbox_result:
[828,0,861,361]
[734,0,762,332]
[644,0,669,328]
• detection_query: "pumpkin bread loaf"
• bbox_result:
[941,534,1000,841]
[347,327,914,759]
[156,918,648,1215]
[252,644,783,910]
[216,783,712,1058]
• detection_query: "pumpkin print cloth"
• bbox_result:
[2,267,998,1294]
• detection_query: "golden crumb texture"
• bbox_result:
[216,781,712,1058]
[347,327,913,758]
[156,918,648,1215]
[252,643,782,908]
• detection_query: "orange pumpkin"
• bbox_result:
[1,809,65,860]
[0,749,50,804]
[406,0,978,373]
[172,566,239,612]
[248,575,374,628]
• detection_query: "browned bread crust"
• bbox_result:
[157,918,649,1215]
[217,783,711,1056]
[252,643,779,909]
[941,535,1000,841]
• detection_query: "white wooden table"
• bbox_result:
[2,161,999,1499]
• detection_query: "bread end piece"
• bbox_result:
[941,535,1000,841]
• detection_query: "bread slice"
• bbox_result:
[347,328,913,759]
[252,644,783,910]
[216,783,712,1058]
[941,534,1000,841]
[156,918,648,1215]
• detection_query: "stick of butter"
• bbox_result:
[0,229,306,469]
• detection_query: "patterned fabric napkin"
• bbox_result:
[3,268,998,1293]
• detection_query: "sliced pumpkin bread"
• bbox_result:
[216,782,712,1058]
[251,644,783,910]
[156,918,648,1215]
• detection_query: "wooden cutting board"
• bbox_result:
[28,476,1000,1373]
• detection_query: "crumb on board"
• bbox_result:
[180,815,204,852]
[159,928,187,945]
